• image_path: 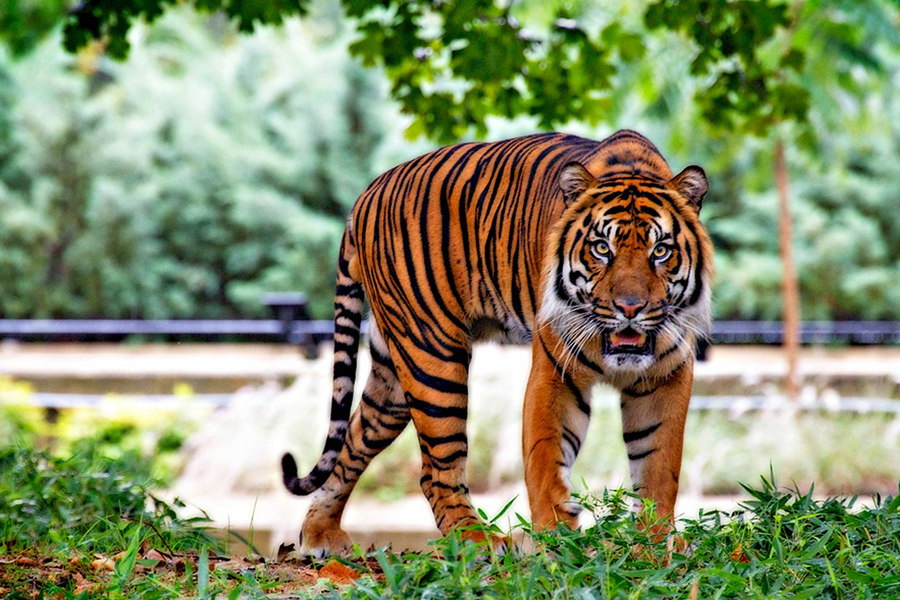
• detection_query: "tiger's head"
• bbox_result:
[539,161,713,375]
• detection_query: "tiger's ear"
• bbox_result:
[559,162,594,205]
[669,166,708,212]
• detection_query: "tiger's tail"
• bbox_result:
[281,228,364,496]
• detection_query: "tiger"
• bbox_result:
[281,130,713,556]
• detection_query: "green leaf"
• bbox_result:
[780,48,806,71]
[887,495,900,514]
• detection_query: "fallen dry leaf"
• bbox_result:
[15,556,38,567]
[72,573,97,596]
[318,560,360,585]
[91,555,116,573]
[730,545,751,564]
[144,549,168,563]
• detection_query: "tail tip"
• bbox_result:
[281,453,298,489]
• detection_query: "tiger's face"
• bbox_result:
[539,162,713,374]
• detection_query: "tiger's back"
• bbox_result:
[282,130,712,556]
[352,131,676,343]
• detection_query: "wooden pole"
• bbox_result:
[774,138,801,402]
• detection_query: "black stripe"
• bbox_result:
[410,144,473,334]
[561,425,582,455]
[429,450,468,468]
[659,360,687,382]
[623,422,661,443]
[538,337,591,415]
[323,435,344,453]
[622,385,655,398]
[405,392,467,419]
[603,205,629,215]
[658,338,684,361]
[419,432,468,447]
[438,144,483,317]
[333,359,356,381]
[628,448,657,461]
[559,326,605,374]
[391,341,469,395]
[335,282,363,298]
[429,481,468,493]
[337,462,364,478]
[363,435,398,452]
[641,206,661,218]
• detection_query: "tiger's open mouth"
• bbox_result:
[602,327,655,356]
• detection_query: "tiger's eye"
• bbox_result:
[652,244,672,261]
[591,240,611,259]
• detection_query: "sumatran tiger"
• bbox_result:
[281,130,712,556]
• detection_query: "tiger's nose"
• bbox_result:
[613,296,647,318]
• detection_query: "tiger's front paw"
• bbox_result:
[531,495,582,532]
[460,528,515,554]
[301,523,353,559]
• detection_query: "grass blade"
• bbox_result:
[111,525,143,593]
[198,547,210,600]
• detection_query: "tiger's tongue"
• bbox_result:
[610,330,646,347]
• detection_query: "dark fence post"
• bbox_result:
[261,292,318,357]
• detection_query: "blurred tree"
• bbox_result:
[0,57,19,182]
[16,0,650,142]
[5,0,898,144]
[0,0,69,55]
[0,9,402,318]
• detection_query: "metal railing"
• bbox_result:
[0,318,335,340]
[0,293,329,350]
[711,321,900,345]
[0,319,898,346]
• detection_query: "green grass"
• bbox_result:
[0,445,295,598]
[3,443,899,599]
[311,479,900,600]
[0,446,214,556]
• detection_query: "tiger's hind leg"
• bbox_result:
[301,327,410,557]
[384,335,496,546]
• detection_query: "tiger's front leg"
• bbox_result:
[619,360,693,534]
[523,333,597,531]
